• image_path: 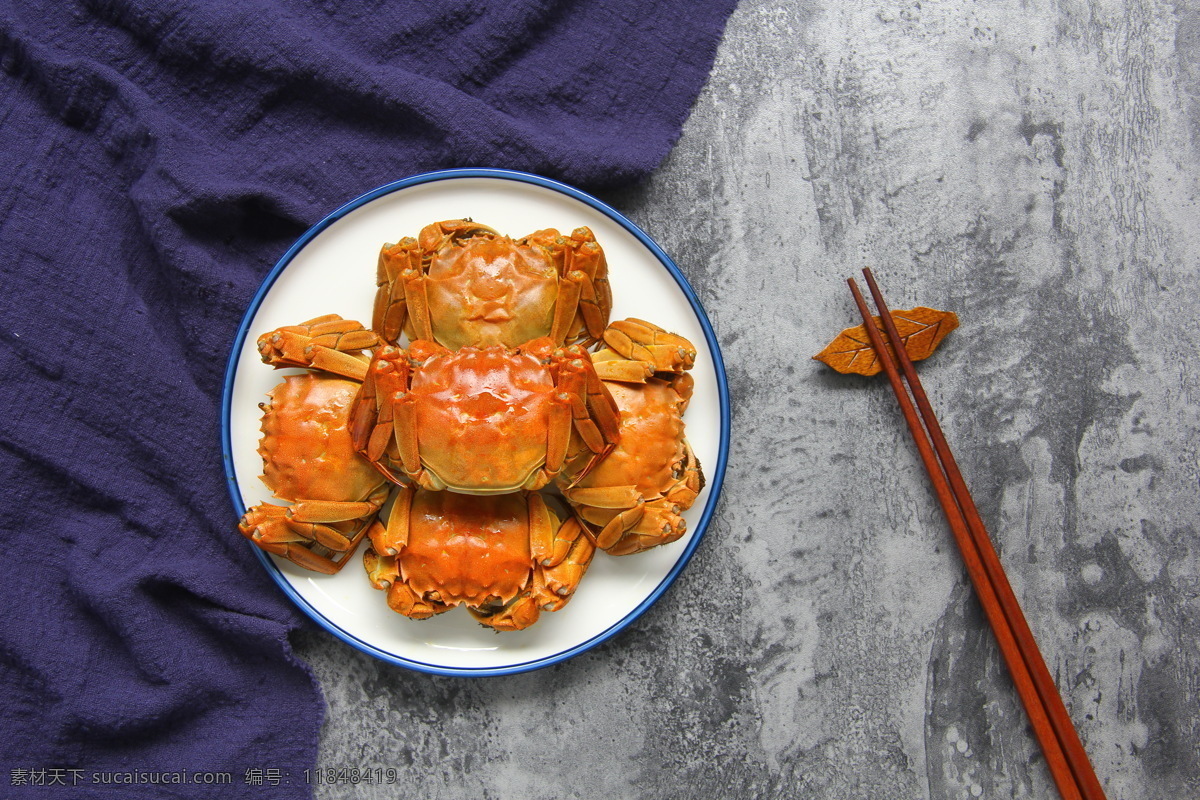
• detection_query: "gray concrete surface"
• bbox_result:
[292,1,1200,797]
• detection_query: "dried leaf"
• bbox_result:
[813,306,959,376]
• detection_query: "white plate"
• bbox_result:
[221,169,729,676]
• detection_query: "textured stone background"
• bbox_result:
[293,1,1200,797]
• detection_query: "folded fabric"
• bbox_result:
[0,0,737,797]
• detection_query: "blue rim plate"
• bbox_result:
[221,168,730,677]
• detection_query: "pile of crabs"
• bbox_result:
[237,220,703,631]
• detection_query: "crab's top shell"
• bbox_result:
[568,379,686,497]
[398,490,535,607]
[258,374,382,502]
[425,232,560,350]
[410,345,556,494]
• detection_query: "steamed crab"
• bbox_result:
[349,336,620,495]
[363,486,595,631]
[373,219,611,350]
[557,319,705,556]
[236,218,706,634]
[237,315,390,573]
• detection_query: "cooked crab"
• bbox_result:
[237,315,390,574]
[373,219,611,350]
[350,336,620,495]
[363,486,594,631]
[557,319,705,555]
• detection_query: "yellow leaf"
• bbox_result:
[813,306,959,376]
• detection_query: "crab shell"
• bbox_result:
[363,487,595,631]
[258,374,382,502]
[351,338,619,496]
[413,344,559,493]
[374,219,611,350]
[574,379,690,498]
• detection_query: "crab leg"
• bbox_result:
[555,357,606,456]
[363,543,400,588]
[527,492,557,567]
[582,362,621,448]
[238,502,378,574]
[546,349,621,486]
[374,239,421,344]
[543,394,574,476]
[603,512,688,556]
[257,315,378,381]
[530,226,609,347]
[593,501,687,554]
[472,572,546,632]
[239,504,357,550]
[370,484,414,556]
[572,271,605,345]
[385,580,453,619]
[402,272,435,342]
[289,499,383,524]
[539,519,595,601]
[303,318,379,349]
[603,318,697,374]
[351,346,413,485]
[391,391,436,487]
[570,241,611,345]
[283,541,363,574]
[349,364,382,458]
[668,372,695,412]
[363,546,452,619]
[548,274,582,345]
[562,228,610,345]
[479,515,596,631]
[669,439,705,499]
[534,494,595,570]
[305,348,372,382]
[538,344,608,479]
[591,350,655,383]
[244,481,387,548]
[561,484,642,509]
[588,504,644,550]
[567,441,702,554]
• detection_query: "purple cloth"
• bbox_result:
[0,1,736,797]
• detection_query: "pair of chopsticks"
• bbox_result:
[848,269,1106,800]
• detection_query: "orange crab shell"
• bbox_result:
[577,379,688,498]
[424,229,562,350]
[392,490,535,607]
[241,364,390,574]
[352,338,620,496]
[258,373,382,504]
[410,344,559,494]
[564,376,691,501]
[364,488,596,631]
[374,219,611,349]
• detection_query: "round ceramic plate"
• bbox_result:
[222,169,729,676]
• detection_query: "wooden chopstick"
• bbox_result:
[847,272,1107,800]
[859,269,1109,800]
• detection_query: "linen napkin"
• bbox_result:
[0,0,737,797]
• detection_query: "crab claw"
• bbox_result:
[602,318,696,375]
[256,315,378,381]
[238,502,374,574]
